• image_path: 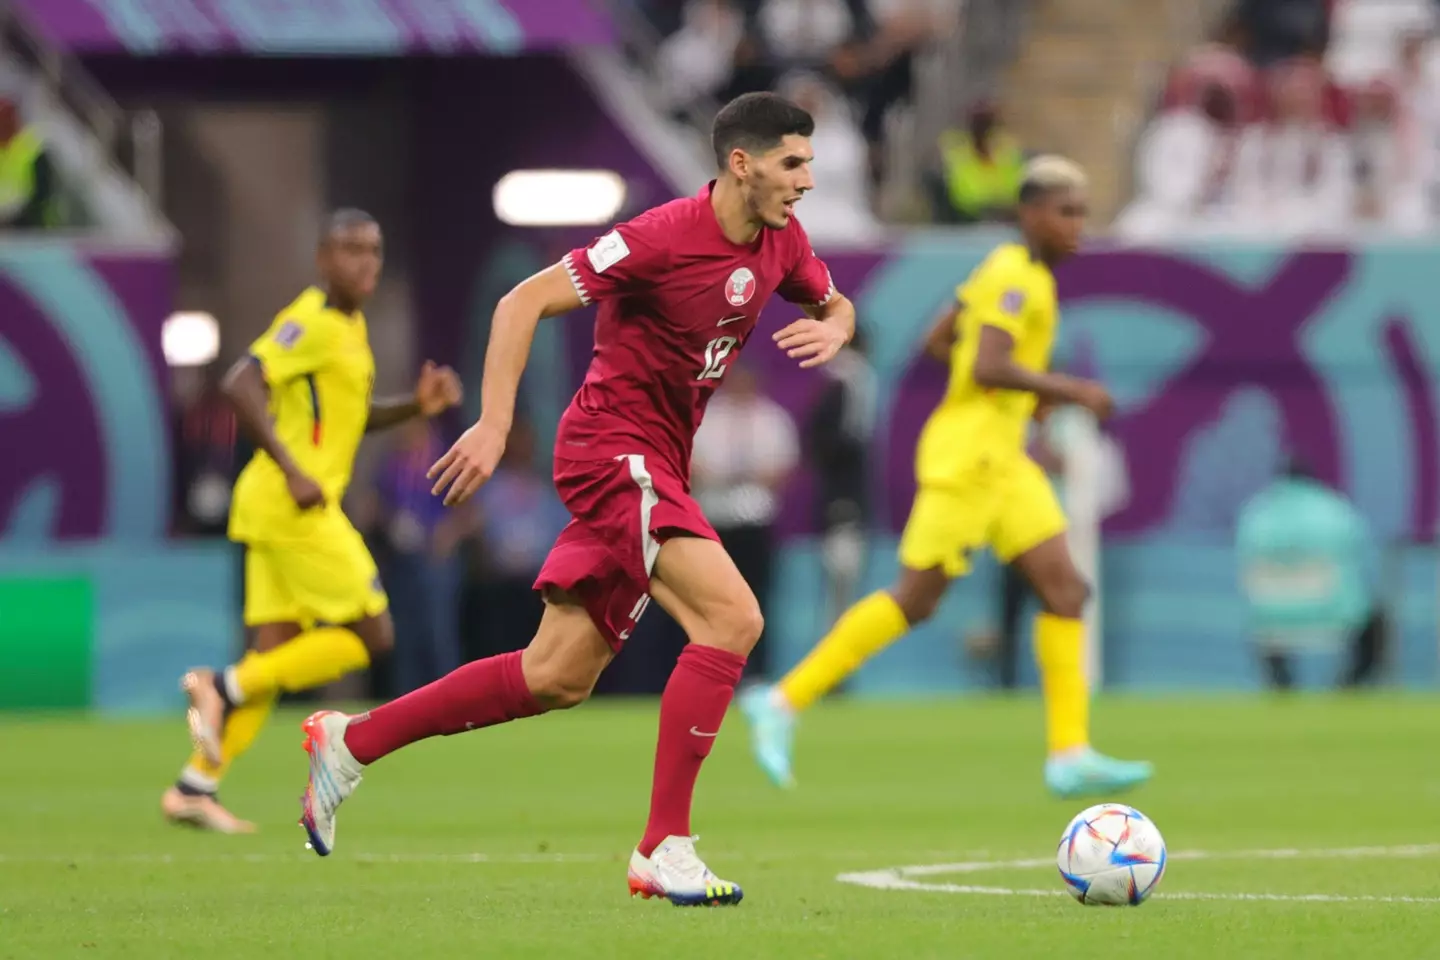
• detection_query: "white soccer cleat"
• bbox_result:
[298,710,363,856]
[627,835,744,907]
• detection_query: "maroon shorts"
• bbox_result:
[534,452,718,650]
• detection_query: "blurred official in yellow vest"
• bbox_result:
[935,101,1026,224]
[0,95,57,229]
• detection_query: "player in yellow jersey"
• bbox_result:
[161,209,462,832]
[739,157,1153,798]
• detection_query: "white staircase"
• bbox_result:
[0,6,174,243]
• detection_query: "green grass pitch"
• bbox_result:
[2,694,1437,959]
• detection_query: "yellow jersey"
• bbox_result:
[915,243,1058,488]
[229,287,375,542]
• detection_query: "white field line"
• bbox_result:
[0,848,955,866]
[836,844,1440,905]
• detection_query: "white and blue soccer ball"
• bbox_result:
[1056,803,1167,906]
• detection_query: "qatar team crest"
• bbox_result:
[725,267,757,307]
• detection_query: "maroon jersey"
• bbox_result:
[559,181,835,479]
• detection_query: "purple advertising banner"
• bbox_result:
[0,242,172,542]
[15,0,613,55]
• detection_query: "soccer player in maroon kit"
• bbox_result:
[298,92,855,906]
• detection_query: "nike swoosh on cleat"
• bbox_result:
[689,727,720,737]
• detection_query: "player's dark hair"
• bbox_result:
[711,92,815,169]
[321,208,378,245]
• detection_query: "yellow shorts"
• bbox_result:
[898,454,1068,578]
[240,511,388,627]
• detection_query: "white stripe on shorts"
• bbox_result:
[620,454,661,575]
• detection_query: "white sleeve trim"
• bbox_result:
[811,267,836,308]
[562,252,592,306]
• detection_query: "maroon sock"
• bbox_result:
[344,650,542,765]
[638,644,746,857]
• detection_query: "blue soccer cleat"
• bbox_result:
[1045,748,1153,800]
[737,685,796,789]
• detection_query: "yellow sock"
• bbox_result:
[778,591,910,711]
[228,626,371,703]
[183,694,278,782]
[1034,612,1089,755]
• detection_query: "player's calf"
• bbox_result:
[520,595,614,710]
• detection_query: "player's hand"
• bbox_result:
[428,421,506,506]
[285,471,326,510]
[1071,380,1114,421]
[1033,400,1056,424]
[773,317,848,369]
[414,360,463,416]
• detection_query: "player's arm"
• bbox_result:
[430,217,668,505]
[973,325,1111,417]
[923,303,960,363]
[366,361,463,433]
[427,264,583,505]
[479,264,582,436]
[776,231,855,368]
[220,354,324,508]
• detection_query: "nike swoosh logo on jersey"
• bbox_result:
[689,727,720,737]
[717,315,745,327]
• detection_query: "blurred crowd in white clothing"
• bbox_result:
[1120,0,1440,240]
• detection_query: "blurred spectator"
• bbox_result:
[1163,12,1263,121]
[802,325,876,627]
[780,71,882,239]
[1117,83,1243,240]
[0,90,58,230]
[931,100,1025,225]
[1231,60,1354,238]
[467,420,569,662]
[656,0,746,116]
[691,366,798,678]
[1236,0,1332,67]
[832,0,935,191]
[1378,29,1440,232]
[1348,78,1415,230]
[757,0,858,62]
[170,363,237,538]
[369,419,470,694]
[1236,457,1384,691]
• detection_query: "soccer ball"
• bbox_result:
[1056,803,1167,906]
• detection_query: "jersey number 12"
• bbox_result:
[698,335,738,381]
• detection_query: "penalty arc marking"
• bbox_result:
[836,844,1440,905]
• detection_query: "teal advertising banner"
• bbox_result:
[0,241,239,713]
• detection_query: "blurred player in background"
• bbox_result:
[740,157,1153,799]
[295,92,854,907]
[162,210,461,832]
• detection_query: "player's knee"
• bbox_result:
[708,598,764,654]
[892,589,940,625]
[890,570,947,625]
[1039,577,1090,620]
